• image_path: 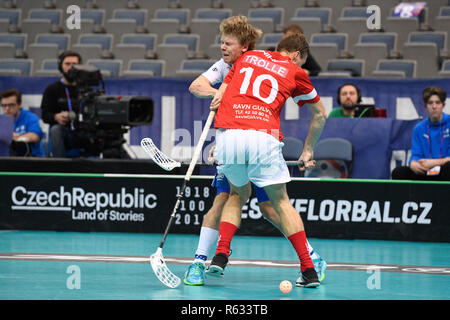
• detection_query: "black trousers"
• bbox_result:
[391,162,450,181]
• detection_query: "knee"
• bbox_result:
[49,124,64,139]
[391,166,410,180]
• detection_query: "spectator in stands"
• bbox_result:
[282,24,321,76]
[40,50,97,157]
[0,89,45,157]
[392,86,450,181]
[328,83,362,118]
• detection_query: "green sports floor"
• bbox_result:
[0,230,448,300]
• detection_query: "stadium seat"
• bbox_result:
[34,58,59,76]
[113,44,146,69]
[0,58,33,76]
[402,43,439,78]
[305,138,354,179]
[123,59,166,77]
[0,114,14,156]
[359,32,398,56]
[282,136,304,160]
[438,59,450,78]
[311,33,348,53]
[80,9,106,26]
[281,136,304,177]
[63,19,95,45]
[309,43,340,71]
[72,43,103,61]
[0,43,15,59]
[383,17,419,52]
[105,19,138,42]
[325,59,365,77]
[353,43,388,76]
[87,59,122,78]
[148,19,180,44]
[248,7,285,32]
[341,6,371,18]
[408,31,447,52]
[0,8,21,26]
[335,17,372,52]
[255,33,283,50]
[112,8,148,27]
[287,18,322,40]
[433,16,450,33]
[162,33,199,52]
[0,33,27,50]
[35,33,70,51]
[0,19,9,33]
[154,8,190,27]
[373,59,417,78]
[20,18,52,44]
[194,8,232,21]
[26,43,59,75]
[292,7,332,26]
[79,33,113,51]
[121,33,157,51]
[175,59,215,78]
[28,9,63,26]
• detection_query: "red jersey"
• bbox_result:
[214,50,320,141]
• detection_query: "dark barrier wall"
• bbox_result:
[1,76,449,179]
[1,172,448,242]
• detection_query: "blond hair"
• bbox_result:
[219,15,262,50]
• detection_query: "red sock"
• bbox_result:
[288,231,315,272]
[215,221,238,258]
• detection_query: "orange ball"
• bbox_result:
[279,280,292,293]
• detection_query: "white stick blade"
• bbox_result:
[140,138,181,171]
[150,249,181,288]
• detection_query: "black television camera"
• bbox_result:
[67,64,154,158]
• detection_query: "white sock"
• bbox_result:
[306,240,319,260]
[193,226,219,264]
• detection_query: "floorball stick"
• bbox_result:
[149,110,216,288]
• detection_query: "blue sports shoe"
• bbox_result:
[183,262,206,286]
[313,258,327,282]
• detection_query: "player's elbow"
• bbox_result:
[189,79,202,96]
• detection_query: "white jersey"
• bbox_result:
[201,58,232,86]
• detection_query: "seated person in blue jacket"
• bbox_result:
[392,86,449,181]
[0,88,45,157]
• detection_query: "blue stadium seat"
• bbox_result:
[79,33,113,51]
[408,31,447,51]
[256,33,283,50]
[87,59,122,78]
[305,138,354,178]
[154,8,190,27]
[293,7,331,26]
[0,33,27,50]
[35,33,70,51]
[194,8,232,21]
[112,8,148,26]
[374,59,417,78]
[125,59,166,77]
[80,9,106,26]
[163,34,199,52]
[282,136,304,177]
[311,33,348,52]
[341,6,371,18]
[0,58,33,76]
[359,32,398,55]
[248,7,285,30]
[0,8,21,26]
[121,33,157,51]
[326,59,365,77]
[28,9,63,25]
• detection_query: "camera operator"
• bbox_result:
[40,50,98,157]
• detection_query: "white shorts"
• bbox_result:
[214,129,291,188]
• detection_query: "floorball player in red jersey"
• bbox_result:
[208,34,327,288]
